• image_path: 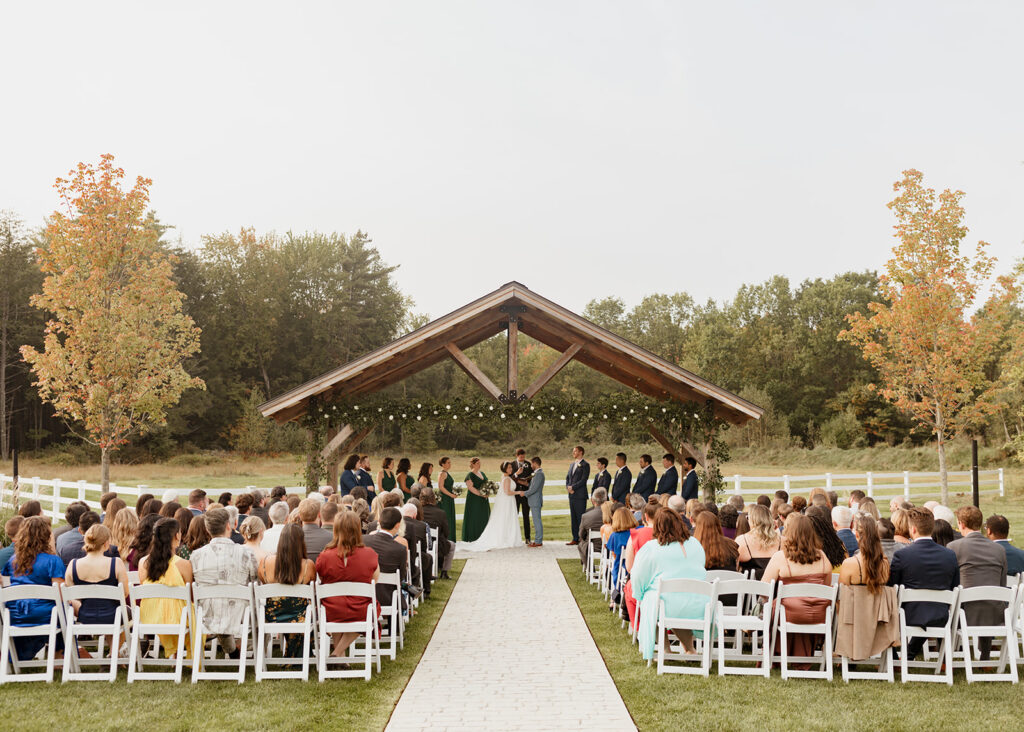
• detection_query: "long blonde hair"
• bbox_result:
[745,504,778,548]
[110,508,138,552]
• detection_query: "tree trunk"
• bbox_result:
[936,414,949,505]
[0,309,7,461]
[100,446,110,491]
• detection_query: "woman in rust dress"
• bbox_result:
[315,511,380,657]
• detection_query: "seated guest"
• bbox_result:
[832,506,858,556]
[0,516,66,660]
[109,507,138,560]
[53,501,88,541]
[827,491,839,509]
[735,512,750,538]
[703,501,719,516]
[269,486,287,505]
[858,497,880,520]
[134,494,154,518]
[420,489,454,580]
[159,502,182,519]
[99,491,118,522]
[719,504,739,540]
[316,512,381,656]
[623,503,659,627]
[631,508,708,660]
[693,511,739,571]
[685,499,704,526]
[0,516,25,570]
[217,492,233,507]
[770,498,786,524]
[736,504,781,580]
[298,499,331,562]
[932,519,955,547]
[249,490,270,526]
[102,497,127,533]
[891,508,913,551]
[776,503,794,529]
[578,488,608,565]
[257,523,316,657]
[599,501,615,543]
[190,508,258,655]
[791,496,807,514]
[362,507,411,612]
[774,489,789,504]
[401,503,432,597]
[140,499,163,518]
[64,524,130,629]
[763,514,834,665]
[18,500,43,518]
[949,505,1007,660]
[58,510,101,565]
[848,489,865,512]
[605,507,637,606]
[125,513,161,571]
[836,513,898,661]
[161,490,179,505]
[173,507,194,541]
[628,493,645,524]
[986,514,1024,577]
[235,493,254,521]
[139,517,193,657]
[352,498,371,532]
[225,506,244,544]
[178,514,211,560]
[755,495,771,508]
[806,506,848,570]
[727,494,745,514]
[260,501,291,553]
[240,516,268,562]
[187,489,208,517]
[877,518,897,562]
[887,507,959,660]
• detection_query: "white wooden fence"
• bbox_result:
[0,468,1005,524]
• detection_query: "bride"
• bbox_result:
[458,462,523,552]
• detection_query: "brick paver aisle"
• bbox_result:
[386,545,635,732]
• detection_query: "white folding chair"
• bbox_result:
[715,579,774,677]
[898,586,959,685]
[428,527,440,579]
[60,584,130,682]
[655,578,719,676]
[127,571,140,586]
[127,583,192,683]
[316,581,378,681]
[586,530,603,585]
[0,584,64,683]
[706,570,746,583]
[376,571,404,659]
[837,584,897,683]
[253,582,316,681]
[772,582,838,680]
[191,583,256,683]
[954,585,1018,683]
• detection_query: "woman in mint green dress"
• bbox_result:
[396,458,413,499]
[437,457,457,538]
[461,457,490,542]
[377,457,397,494]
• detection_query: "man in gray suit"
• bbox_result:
[577,488,607,565]
[949,505,1007,660]
[525,457,545,547]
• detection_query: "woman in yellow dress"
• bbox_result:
[139,516,194,657]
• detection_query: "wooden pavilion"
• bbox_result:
[260,281,762,486]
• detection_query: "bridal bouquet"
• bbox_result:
[479,481,499,497]
[433,483,464,502]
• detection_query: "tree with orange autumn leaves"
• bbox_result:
[840,170,1020,504]
[20,155,203,489]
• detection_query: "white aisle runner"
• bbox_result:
[386,545,635,732]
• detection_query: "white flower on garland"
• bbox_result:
[389,415,394,421]
[536,415,542,421]
[500,413,506,419]
[488,405,494,411]
[446,405,451,410]
[401,413,407,418]
[354,405,359,410]
[417,403,422,408]
[453,415,458,420]
[416,416,422,421]
[560,415,565,420]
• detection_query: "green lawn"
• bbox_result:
[559,558,1024,732]
[0,560,464,731]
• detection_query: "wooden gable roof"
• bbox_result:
[259,281,763,425]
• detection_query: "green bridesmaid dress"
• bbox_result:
[461,471,490,542]
[380,470,396,493]
[439,471,457,537]
[403,474,415,499]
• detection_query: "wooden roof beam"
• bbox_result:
[522,342,582,399]
[445,342,503,401]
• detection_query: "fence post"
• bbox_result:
[999,468,1004,498]
[903,471,911,501]
[783,475,791,494]
[825,473,832,493]
[733,475,741,495]
[31,476,40,501]
[76,479,86,502]
[866,471,873,498]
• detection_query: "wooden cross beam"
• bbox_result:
[445,342,503,401]
[522,342,582,399]
[647,424,685,466]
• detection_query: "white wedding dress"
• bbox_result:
[458,475,523,552]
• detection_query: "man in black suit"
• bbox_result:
[611,453,631,504]
[363,507,412,611]
[887,507,960,660]
[633,454,656,501]
[986,514,1024,577]
[592,457,611,495]
[512,448,534,544]
[656,454,678,496]
[949,505,1007,660]
[402,503,433,597]
[565,445,590,545]
[680,457,699,502]
[421,490,453,580]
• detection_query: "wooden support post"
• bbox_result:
[507,316,519,398]
[325,426,340,490]
[522,343,582,399]
[647,425,685,466]
[321,424,355,460]
[445,342,503,400]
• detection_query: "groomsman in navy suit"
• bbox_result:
[357,455,376,499]
[656,454,678,496]
[592,458,611,496]
[611,453,632,504]
[680,457,699,501]
[565,445,590,545]
[633,454,656,501]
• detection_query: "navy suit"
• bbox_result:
[837,528,859,557]
[611,466,632,504]
[339,469,359,497]
[680,469,699,502]
[656,465,678,496]
[633,466,656,501]
[592,469,611,496]
[996,540,1024,577]
[566,459,591,542]
[888,537,959,657]
[357,469,376,498]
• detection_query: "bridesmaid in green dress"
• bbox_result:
[377,457,397,494]
[437,457,457,538]
[417,462,434,495]
[461,457,490,542]
[396,458,413,499]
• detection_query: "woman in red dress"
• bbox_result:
[315,511,380,657]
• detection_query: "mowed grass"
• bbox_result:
[0,560,465,732]
[559,559,1024,732]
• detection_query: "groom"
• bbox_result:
[566,445,590,546]
[525,457,545,547]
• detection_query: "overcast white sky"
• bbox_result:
[2,2,1022,317]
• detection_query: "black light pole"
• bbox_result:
[971,438,980,509]
[11,443,20,512]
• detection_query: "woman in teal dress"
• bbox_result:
[377,457,397,494]
[461,457,490,542]
[631,507,710,661]
[437,457,457,538]
[396,458,413,499]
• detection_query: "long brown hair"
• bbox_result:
[326,511,364,559]
[652,507,690,546]
[853,514,889,593]
[782,514,822,566]
[275,524,307,585]
[103,498,127,531]
[146,518,181,581]
[693,512,738,570]
[185,515,211,551]
[13,516,53,576]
